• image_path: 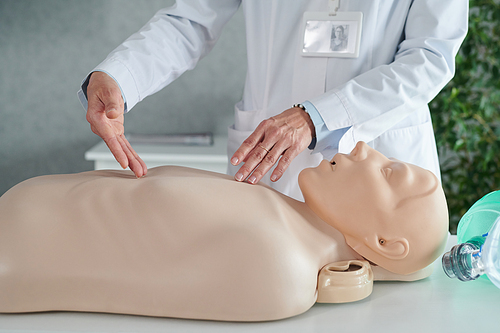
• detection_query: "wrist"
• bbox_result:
[292,103,317,149]
[293,103,316,136]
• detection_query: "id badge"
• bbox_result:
[301,11,363,58]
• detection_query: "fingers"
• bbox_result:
[95,125,129,170]
[233,141,273,183]
[235,136,298,185]
[230,125,266,168]
[253,142,297,184]
[119,135,148,178]
[94,125,147,178]
[98,123,147,177]
[242,144,279,184]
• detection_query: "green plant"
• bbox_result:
[431,0,500,233]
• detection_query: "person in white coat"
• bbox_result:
[79,0,468,201]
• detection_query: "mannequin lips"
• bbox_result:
[330,158,337,171]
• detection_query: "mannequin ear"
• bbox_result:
[367,235,410,260]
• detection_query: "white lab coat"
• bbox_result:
[79,0,468,200]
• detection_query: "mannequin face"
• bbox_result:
[299,141,434,234]
[298,141,447,274]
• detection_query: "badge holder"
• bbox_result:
[300,0,363,58]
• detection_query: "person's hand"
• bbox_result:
[85,72,147,178]
[230,107,315,184]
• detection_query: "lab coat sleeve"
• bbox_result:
[80,0,241,112]
[308,0,468,153]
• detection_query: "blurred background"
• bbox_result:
[0,0,498,232]
[0,0,246,195]
[431,0,500,232]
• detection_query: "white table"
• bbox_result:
[84,136,228,174]
[1,236,499,332]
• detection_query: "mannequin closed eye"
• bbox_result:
[390,161,439,209]
[381,168,392,179]
[383,160,412,185]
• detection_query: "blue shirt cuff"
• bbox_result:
[302,100,327,151]
[302,100,350,154]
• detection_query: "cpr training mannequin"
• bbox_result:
[0,142,448,321]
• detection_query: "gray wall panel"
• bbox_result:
[0,0,246,195]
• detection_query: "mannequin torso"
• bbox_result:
[0,166,361,321]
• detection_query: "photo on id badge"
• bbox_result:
[330,24,348,52]
[301,12,362,58]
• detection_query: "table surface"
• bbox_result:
[84,136,228,163]
[1,236,499,333]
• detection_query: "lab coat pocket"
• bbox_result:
[233,101,265,132]
[374,120,440,179]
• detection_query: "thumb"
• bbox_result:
[87,71,124,119]
[105,106,123,119]
[101,94,123,119]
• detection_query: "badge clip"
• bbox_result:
[328,0,340,16]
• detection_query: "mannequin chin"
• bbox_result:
[0,141,448,320]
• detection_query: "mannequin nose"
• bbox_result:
[350,141,369,161]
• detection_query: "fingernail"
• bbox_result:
[271,174,278,182]
[235,173,244,181]
[248,175,257,184]
[231,157,239,165]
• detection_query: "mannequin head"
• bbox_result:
[299,141,449,275]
